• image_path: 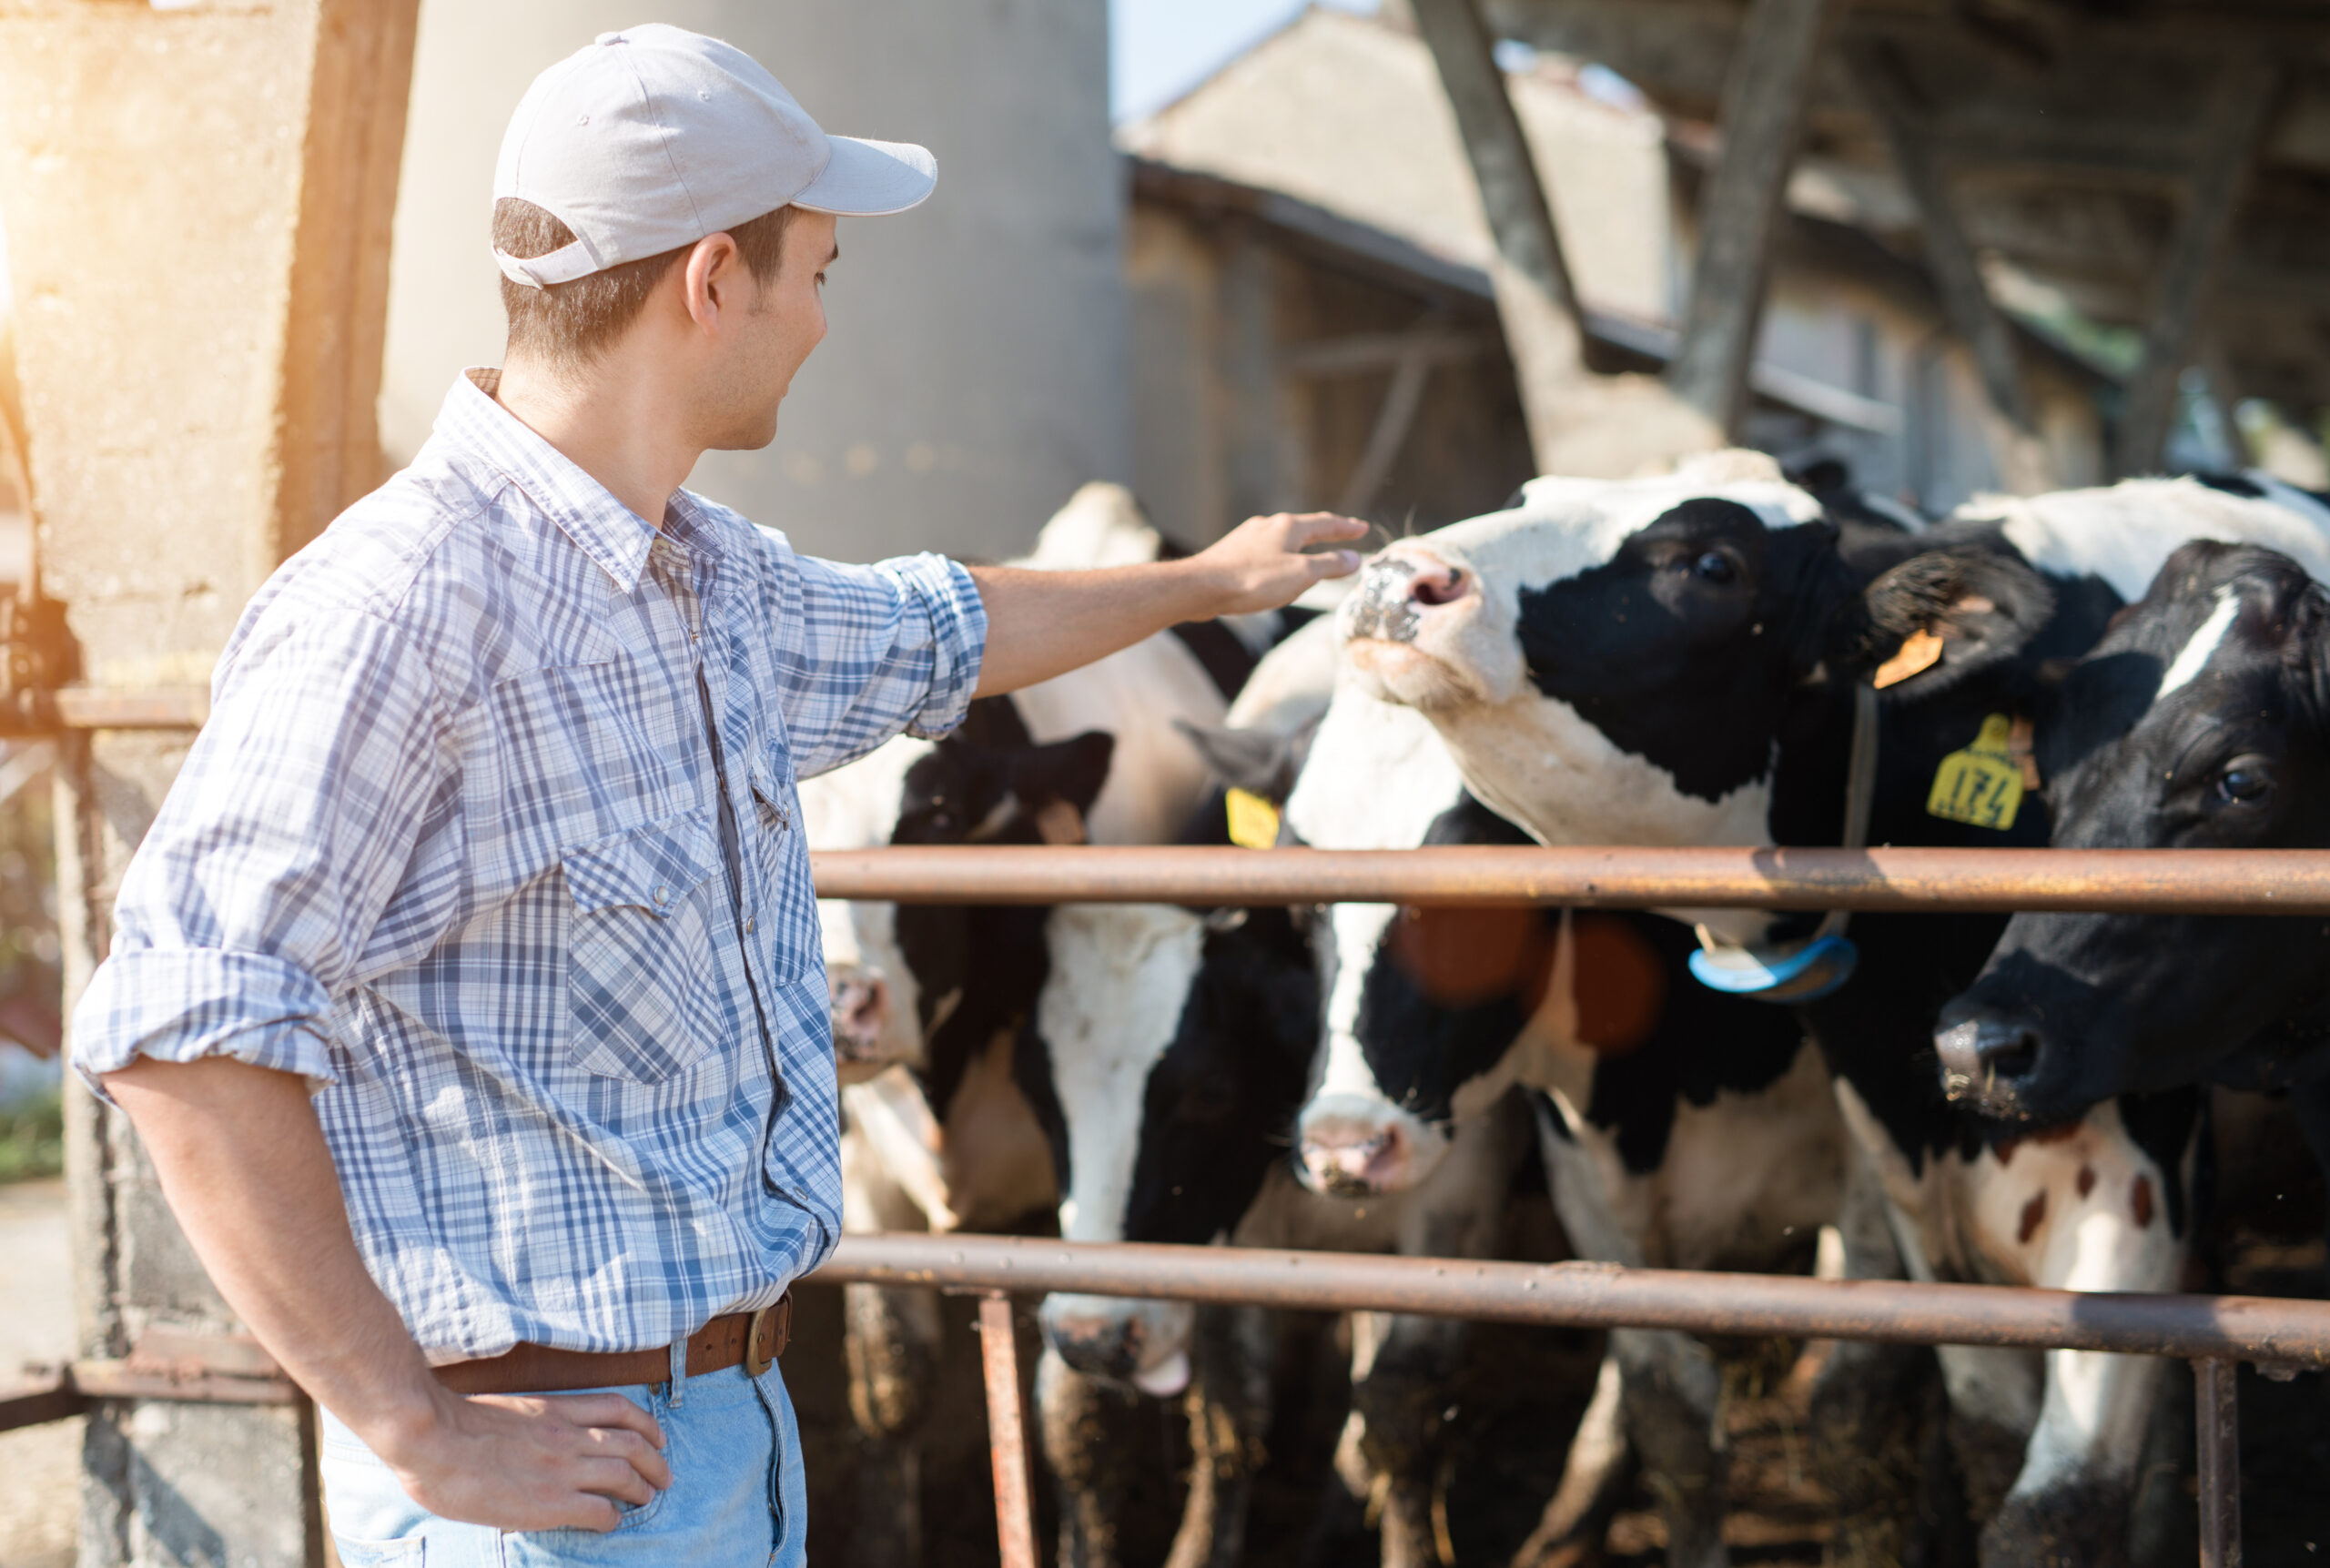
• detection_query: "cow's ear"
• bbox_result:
[1175,719,1307,804]
[1834,545,2054,701]
[1007,730,1116,814]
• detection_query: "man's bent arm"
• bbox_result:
[105,1056,671,1533]
[969,511,1365,697]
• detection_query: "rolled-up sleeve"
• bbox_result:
[71,608,461,1098]
[776,549,988,778]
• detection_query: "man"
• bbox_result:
[71,25,1363,1564]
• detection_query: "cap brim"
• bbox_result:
[793,137,937,217]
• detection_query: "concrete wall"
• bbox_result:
[0,2,419,1562]
[380,0,1126,565]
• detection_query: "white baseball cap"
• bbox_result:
[492,24,937,289]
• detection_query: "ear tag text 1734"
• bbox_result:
[1226,788,1282,850]
[1927,713,2023,830]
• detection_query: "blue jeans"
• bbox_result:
[319,1363,806,1567]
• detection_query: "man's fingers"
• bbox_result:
[1285,511,1370,548]
[573,1453,661,1509]
[581,1422,674,1489]
[1308,550,1362,580]
[544,1391,665,1447]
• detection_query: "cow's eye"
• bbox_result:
[1691,550,1738,585]
[2216,762,2272,804]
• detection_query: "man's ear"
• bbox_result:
[1174,718,1312,804]
[1834,545,2055,701]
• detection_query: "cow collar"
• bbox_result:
[1686,682,1876,1002]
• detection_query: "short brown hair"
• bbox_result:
[493,199,796,369]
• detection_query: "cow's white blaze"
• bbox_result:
[1286,690,1500,1188]
[2153,582,2241,704]
[1036,903,1208,1390]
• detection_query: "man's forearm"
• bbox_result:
[967,558,1221,697]
[968,510,1366,697]
[102,1056,443,1446]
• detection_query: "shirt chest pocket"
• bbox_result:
[747,746,820,982]
[561,812,729,1083]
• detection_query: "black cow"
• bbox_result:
[1938,540,2330,1187]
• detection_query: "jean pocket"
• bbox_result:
[562,812,727,1082]
[332,1538,423,1567]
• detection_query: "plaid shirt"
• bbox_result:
[72,371,986,1358]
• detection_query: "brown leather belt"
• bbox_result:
[433,1293,792,1397]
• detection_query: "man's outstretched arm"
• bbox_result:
[104,1056,671,1533]
[968,511,1366,697]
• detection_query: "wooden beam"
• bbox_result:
[2119,54,2284,477]
[1852,42,2031,432]
[1666,0,1837,434]
[1410,0,1719,475]
[1409,0,1590,470]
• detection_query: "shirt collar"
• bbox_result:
[434,369,707,595]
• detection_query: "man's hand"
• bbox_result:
[1186,511,1368,617]
[105,1055,671,1533]
[969,510,1369,696]
[375,1385,672,1533]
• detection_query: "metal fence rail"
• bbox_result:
[809,845,2330,914]
[815,1233,2325,1568]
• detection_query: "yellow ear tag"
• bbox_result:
[1226,788,1282,850]
[1927,713,2025,830]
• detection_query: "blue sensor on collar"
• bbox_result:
[1687,933,1859,1003]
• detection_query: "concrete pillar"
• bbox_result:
[0,1,420,1562]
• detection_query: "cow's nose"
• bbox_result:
[1934,1011,2044,1099]
[1299,1117,1410,1197]
[828,969,890,1057]
[1408,559,1467,607]
[1038,1303,1143,1381]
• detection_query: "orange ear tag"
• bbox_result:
[1874,627,1945,689]
[1225,788,1282,850]
[1927,714,2024,830]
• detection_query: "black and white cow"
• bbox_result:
[1937,540,2330,1186]
[1330,452,2330,1563]
[1024,619,1558,1568]
[1277,679,1850,1568]
[800,486,1272,1568]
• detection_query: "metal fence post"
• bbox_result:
[2195,1357,2241,1568]
[978,1291,1038,1568]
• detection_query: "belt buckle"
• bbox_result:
[744,1304,778,1378]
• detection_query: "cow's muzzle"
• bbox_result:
[1933,1002,2047,1116]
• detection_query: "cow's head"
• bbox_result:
[1937,542,2330,1121]
[1341,455,2052,946]
[803,698,1112,1082]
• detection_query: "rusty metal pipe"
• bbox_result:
[809,845,2330,916]
[978,1292,1038,1568]
[2196,1358,2242,1567]
[811,1235,2330,1365]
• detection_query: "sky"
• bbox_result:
[1111,0,1378,124]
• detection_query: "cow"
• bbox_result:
[1267,676,1851,1568]
[1024,618,1577,1568]
[1935,540,2330,1197]
[800,484,1272,1568]
[1327,452,2330,1564]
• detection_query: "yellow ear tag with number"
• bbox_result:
[1226,788,1282,850]
[1927,714,2024,831]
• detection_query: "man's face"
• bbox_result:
[697,208,837,450]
